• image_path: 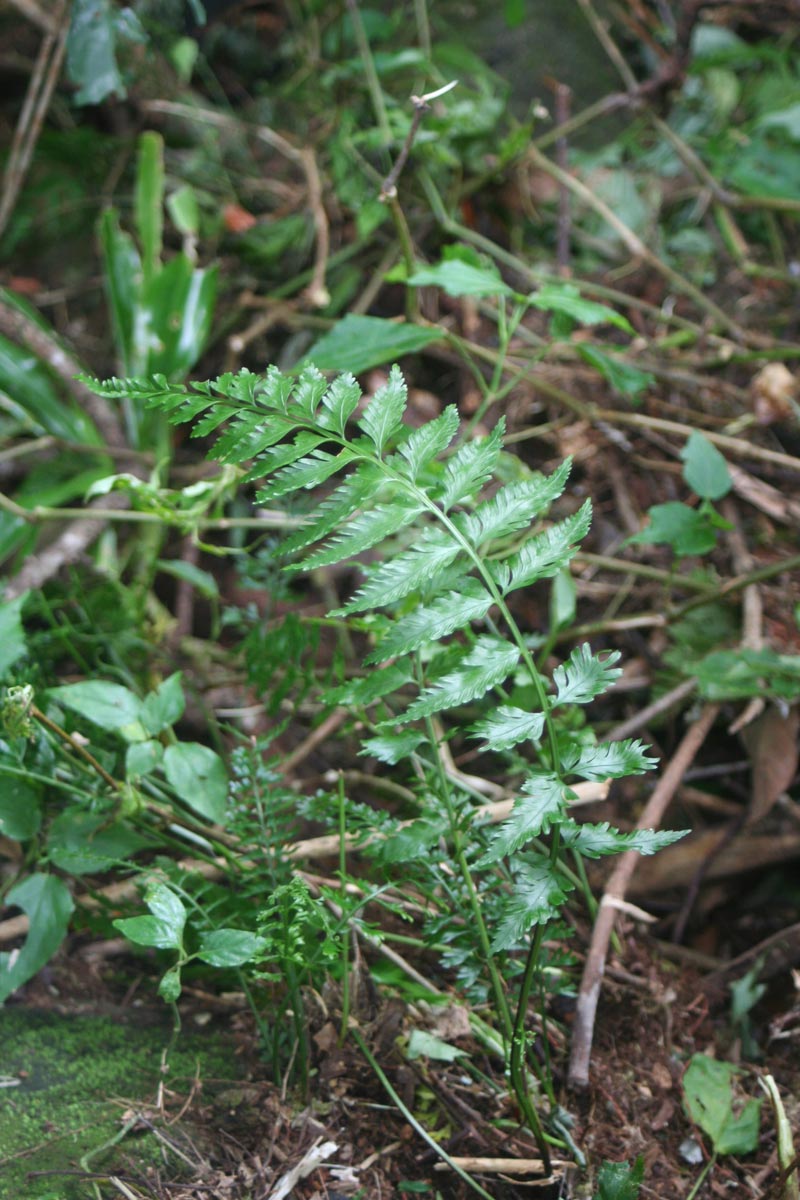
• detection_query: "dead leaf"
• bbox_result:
[750,362,797,426]
[222,203,258,234]
[741,706,800,824]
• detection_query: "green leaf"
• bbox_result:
[561,821,688,858]
[406,259,513,298]
[438,421,505,511]
[493,502,592,594]
[681,432,732,501]
[550,566,577,631]
[141,673,185,736]
[0,335,99,443]
[577,345,654,399]
[594,1157,645,1200]
[0,874,74,1004]
[67,0,126,106]
[163,743,228,824]
[629,502,723,557]
[360,729,426,764]
[690,647,800,703]
[126,739,164,778]
[304,315,443,374]
[196,929,267,968]
[47,811,152,875]
[158,964,183,1002]
[167,185,200,238]
[99,208,143,375]
[334,529,462,616]
[0,777,41,840]
[398,637,519,724]
[529,284,632,332]
[324,662,413,708]
[135,132,164,283]
[0,593,28,677]
[491,856,573,950]
[257,446,358,502]
[140,255,218,380]
[564,739,657,781]
[48,680,143,732]
[156,559,219,600]
[553,645,623,706]
[318,372,362,436]
[461,461,572,546]
[300,497,425,572]
[395,405,460,480]
[367,580,493,662]
[471,706,545,753]
[358,364,408,454]
[479,773,569,863]
[682,1054,761,1156]
[406,1029,465,1061]
[376,816,448,865]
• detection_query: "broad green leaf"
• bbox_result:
[114,914,180,950]
[49,680,143,732]
[460,462,572,546]
[156,559,219,600]
[334,529,461,616]
[47,811,152,875]
[99,208,143,375]
[438,421,505,511]
[141,255,218,380]
[0,874,74,1004]
[493,502,592,594]
[141,673,185,736]
[145,880,187,944]
[564,739,657,781]
[299,497,425,572]
[196,929,267,968]
[682,1054,761,1156]
[367,580,493,662]
[406,1029,465,1061]
[167,184,200,237]
[0,777,41,840]
[629,501,724,557]
[0,335,99,443]
[561,821,688,858]
[358,365,408,454]
[398,636,519,724]
[529,284,632,332]
[304,315,443,374]
[67,0,126,106]
[163,743,228,824]
[553,645,623,706]
[135,132,164,283]
[360,729,426,764]
[479,773,569,863]
[594,1157,645,1200]
[0,593,28,677]
[471,706,545,753]
[577,345,654,399]
[406,259,513,298]
[158,964,183,1002]
[126,739,164,778]
[491,857,573,950]
[395,405,460,480]
[681,432,732,501]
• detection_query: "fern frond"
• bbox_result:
[563,739,657,781]
[552,644,623,706]
[478,773,569,864]
[318,372,361,436]
[394,406,460,480]
[324,661,412,707]
[300,495,425,571]
[286,366,329,422]
[366,579,493,663]
[460,461,572,547]
[470,705,545,753]
[257,445,359,501]
[212,413,291,463]
[333,529,461,616]
[81,373,184,404]
[360,729,426,764]
[491,857,574,951]
[491,502,592,594]
[358,365,407,454]
[395,636,519,724]
[437,421,505,511]
[560,821,688,858]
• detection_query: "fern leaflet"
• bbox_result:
[395,636,519,724]
[553,644,623,706]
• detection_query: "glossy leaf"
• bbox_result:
[99,208,143,376]
[0,874,74,1004]
[304,315,443,374]
[163,742,228,824]
[471,705,545,753]
[406,259,513,297]
[553,644,623,706]
[529,284,632,332]
[479,774,568,863]
[398,636,519,723]
[48,811,152,875]
[196,929,267,968]
[0,776,41,840]
[491,857,573,950]
[48,679,143,732]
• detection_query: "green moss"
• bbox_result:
[0,1008,242,1199]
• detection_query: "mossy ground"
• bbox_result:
[0,1007,243,1199]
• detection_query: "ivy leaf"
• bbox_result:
[397,637,519,724]
[563,739,658,781]
[358,364,408,454]
[493,502,592,594]
[681,432,732,501]
[470,706,545,753]
[553,644,623,706]
[367,579,493,662]
[479,774,569,864]
[560,821,688,858]
[491,857,574,951]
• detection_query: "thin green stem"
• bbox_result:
[346,0,391,145]
[337,774,351,1046]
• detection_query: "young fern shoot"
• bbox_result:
[89,363,685,1159]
